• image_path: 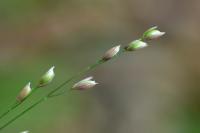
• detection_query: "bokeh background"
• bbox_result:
[0,0,200,133]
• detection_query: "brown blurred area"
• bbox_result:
[0,0,200,133]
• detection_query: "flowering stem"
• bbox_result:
[47,59,105,97]
[0,61,102,130]
[48,49,126,97]
[0,26,165,131]
[0,49,125,131]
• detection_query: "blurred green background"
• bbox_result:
[0,0,200,133]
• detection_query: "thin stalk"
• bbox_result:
[0,60,101,124]
[0,87,40,120]
[0,48,125,122]
[47,59,105,97]
[0,97,46,130]
[0,102,18,120]
[0,84,71,131]
[48,49,126,97]
[0,49,126,131]
[0,26,165,131]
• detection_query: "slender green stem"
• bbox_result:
[0,97,46,130]
[48,49,126,97]
[0,25,165,130]
[47,59,105,97]
[0,86,73,131]
[0,102,18,120]
[0,60,103,129]
[48,88,72,98]
[0,49,125,131]
[0,87,39,120]
[0,48,124,122]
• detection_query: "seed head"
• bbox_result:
[102,45,120,61]
[20,131,29,133]
[72,76,98,90]
[38,66,55,87]
[143,26,165,40]
[125,40,148,51]
[16,82,32,102]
